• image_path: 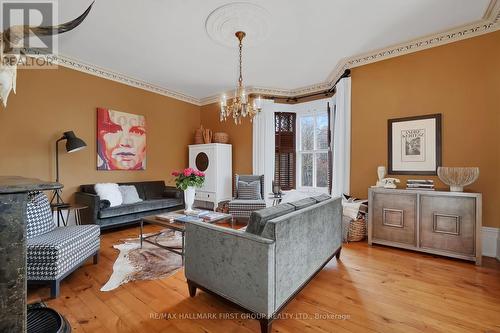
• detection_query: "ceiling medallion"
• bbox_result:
[205,2,271,47]
[220,31,262,124]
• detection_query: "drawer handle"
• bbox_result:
[382,208,404,228]
[433,213,461,235]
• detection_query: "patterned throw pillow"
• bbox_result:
[26,192,55,239]
[237,180,262,200]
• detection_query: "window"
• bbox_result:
[274,112,296,190]
[297,112,329,189]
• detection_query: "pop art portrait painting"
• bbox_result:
[97,108,146,170]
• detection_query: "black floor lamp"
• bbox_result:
[51,131,87,206]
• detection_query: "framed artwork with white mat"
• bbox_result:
[388,114,442,175]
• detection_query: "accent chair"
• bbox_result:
[26,192,100,298]
[228,174,267,220]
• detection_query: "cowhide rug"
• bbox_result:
[101,229,182,291]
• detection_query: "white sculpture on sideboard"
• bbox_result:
[375,166,387,187]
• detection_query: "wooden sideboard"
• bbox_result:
[368,188,482,265]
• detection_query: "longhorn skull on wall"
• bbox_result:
[0,2,94,108]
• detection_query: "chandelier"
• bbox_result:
[220,31,262,124]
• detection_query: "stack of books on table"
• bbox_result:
[406,179,435,191]
[200,211,227,222]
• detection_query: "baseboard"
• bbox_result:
[481,227,499,258]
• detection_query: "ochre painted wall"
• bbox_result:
[0,67,201,202]
[351,30,500,228]
[200,102,253,176]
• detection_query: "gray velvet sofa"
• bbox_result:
[184,194,342,333]
[75,181,183,229]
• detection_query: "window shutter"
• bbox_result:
[274,112,296,190]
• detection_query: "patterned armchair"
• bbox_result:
[26,192,100,298]
[228,175,267,220]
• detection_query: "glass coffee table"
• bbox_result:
[140,210,233,264]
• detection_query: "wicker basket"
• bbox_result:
[347,218,367,242]
[213,132,229,144]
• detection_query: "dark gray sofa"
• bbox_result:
[75,181,183,229]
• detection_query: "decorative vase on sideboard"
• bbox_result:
[437,167,479,192]
[184,186,196,213]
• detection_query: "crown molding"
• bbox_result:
[52,54,202,106]
[33,0,499,107]
[340,1,499,74]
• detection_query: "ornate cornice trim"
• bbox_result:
[39,0,499,107]
[342,4,499,72]
[52,55,202,105]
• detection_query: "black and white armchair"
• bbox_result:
[26,192,100,298]
[228,174,267,220]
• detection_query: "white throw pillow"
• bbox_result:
[94,183,123,207]
[119,185,142,204]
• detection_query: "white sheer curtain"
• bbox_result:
[252,100,276,195]
[332,77,351,197]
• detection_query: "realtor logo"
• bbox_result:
[1,0,57,56]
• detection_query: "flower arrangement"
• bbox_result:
[171,168,205,190]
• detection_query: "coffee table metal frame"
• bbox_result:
[140,210,233,264]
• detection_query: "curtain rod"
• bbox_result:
[260,69,351,104]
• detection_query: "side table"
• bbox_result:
[268,193,285,206]
[51,203,88,226]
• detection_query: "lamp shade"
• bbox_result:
[63,131,87,153]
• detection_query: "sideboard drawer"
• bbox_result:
[419,195,476,255]
[195,191,216,202]
[372,193,417,246]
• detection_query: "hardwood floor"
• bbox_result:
[28,225,500,333]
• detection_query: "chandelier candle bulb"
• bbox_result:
[256,96,262,108]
